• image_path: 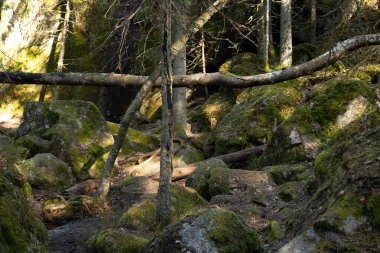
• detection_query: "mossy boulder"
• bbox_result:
[17,101,114,180]
[264,163,311,185]
[87,228,148,253]
[0,175,48,253]
[20,153,74,191]
[186,158,229,200]
[107,121,160,160]
[208,167,276,206]
[189,93,235,132]
[293,43,318,65]
[15,134,52,156]
[367,193,380,227]
[139,89,162,122]
[252,79,376,168]
[119,186,208,230]
[219,52,263,75]
[43,195,103,223]
[215,82,301,154]
[142,209,263,253]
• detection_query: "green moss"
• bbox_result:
[208,167,231,196]
[367,193,380,227]
[119,186,208,230]
[265,164,308,185]
[0,175,48,252]
[293,43,318,64]
[251,79,376,168]
[219,52,263,76]
[208,210,263,253]
[263,221,283,243]
[215,83,301,154]
[87,229,148,253]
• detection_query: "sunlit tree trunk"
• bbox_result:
[172,2,188,137]
[157,0,173,226]
[39,0,70,102]
[310,0,316,43]
[54,0,71,100]
[259,0,270,71]
[280,0,292,67]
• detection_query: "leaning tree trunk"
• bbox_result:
[280,0,292,67]
[157,0,173,226]
[172,1,188,137]
[95,0,232,204]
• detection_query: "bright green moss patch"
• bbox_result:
[119,186,208,230]
[208,210,263,253]
[219,52,263,76]
[263,221,283,243]
[0,175,48,253]
[265,164,309,185]
[87,229,148,253]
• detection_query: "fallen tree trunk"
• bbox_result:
[150,145,266,181]
[63,179,101,196]
[1,34,379,88]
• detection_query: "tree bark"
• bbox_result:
[310,0,316,43]
[2,34,379,89]
[172,2,188,137]
[280,0,292,67]
[157,0,173,226]
[94,0,232,204]
[259,0,270,71]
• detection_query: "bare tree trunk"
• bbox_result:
[280,0,292,67]
[95,0,232,204]
[172,2,188,137]
[39,0,70,102]
[157,0,173,226]
[260,0,270,71]
[54,0,71,100]
[310,0,316,43]
[336,0,359,31]
[2,34,380,87]
[201,29,209,97]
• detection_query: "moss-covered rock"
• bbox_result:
[252,79,376,168]
[43,195,103,223]
[219,52,263,76]
[189,93,235,132]
[367,193,380,227]
[87,228,148,253]
[186,158,229,200]
[119,186,208,230]
[293,43,318,65]
[215,82,302,154]
[264,163,311,185]
[20,153,74,191]
[16,134,52,157]
[0,175,48,253]
[107,121,160,160]
[17,101,114,180]
[142,209,263,253]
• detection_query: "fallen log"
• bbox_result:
[0,34,379,88]
[63,179,101,196]
[150,145,266,181]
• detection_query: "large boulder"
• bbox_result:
[87,229,148,253]
[119,186,209,230]
[20,153,74,192]
[17,101,114,180]
[0,175,48,253]
[215,82,302,154]
[252,79,377,168]
[276,110,380,253]
[186,158,229,200]
[142,209,263,253]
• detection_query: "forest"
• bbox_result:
[0,0,379,252]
